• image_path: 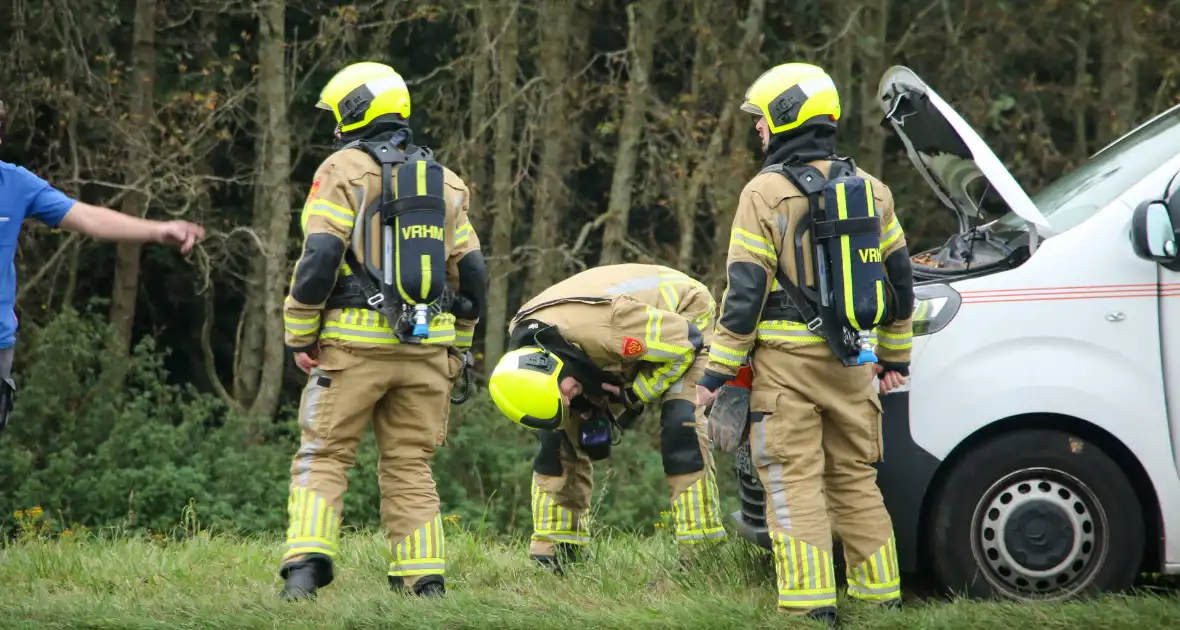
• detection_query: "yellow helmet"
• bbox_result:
[488,347,568,431]
[740,62,840,136]
[316,62,411,134]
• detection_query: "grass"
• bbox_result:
[2,524,1180,629]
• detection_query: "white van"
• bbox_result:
[729,65,1180,601]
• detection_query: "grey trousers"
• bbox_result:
[0,345,14,380]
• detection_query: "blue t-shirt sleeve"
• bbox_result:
[18,167,76,227]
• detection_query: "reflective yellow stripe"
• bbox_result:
[320,309,457,345]
[672,474,727,544]
[456,329,474,348]
[730,227,778,262]
[709,343,747,368]
[847,536,901,602]
[756,320,825,344]
[867,181,885,327]
[304,200,356,231]
[631,305,694,404]
[881,214,903,251]
[531,478,590,544]
[876,329,912,350]
[388,512,446,577]
[771,532,838,609]
[284,487,340,560]
[836,182,861,330]
[420,254,431,301]
[284,313,321,336]
[455,222,472,246]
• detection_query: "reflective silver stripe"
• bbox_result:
[766,463,792,529]
[285,319,320,332]
[848,582,900,596]
[535,533,590,543]
[321,325,396,340]
[308,201,355,226]
[709,344,746,365]
[732,230,778,259]
[286,539,335,553]
[677,529,727,541]
[777,591,836,605]
[605,274,663,295]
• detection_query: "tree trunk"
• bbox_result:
[467,0,491,225]
[480,1,520,371]
[107,0,156,357]
[857,0,889,177]
[708,0,767,292]
[1072,17,1091,162]
[1096,1,1140,146]
[245,0,291,419]
[830,2,857,156]
[524,0,586,298]
[599,0,660,266]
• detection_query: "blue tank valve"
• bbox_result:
[855,331,878,365]
[412,304,429,337]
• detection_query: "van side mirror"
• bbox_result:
[1130,200,1178,263]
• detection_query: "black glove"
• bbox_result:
[611,384,644,410]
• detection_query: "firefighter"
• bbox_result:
[277,62,487,601]
[486,263,727,571]
[695,63,914,625]
[0,98,205,437]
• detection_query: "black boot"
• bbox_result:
[807,606,838,628]
[882,598,903,611]
[530,542,586,575]
[279,553,334,601]
[389,574,446,598]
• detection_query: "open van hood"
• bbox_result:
[876,66,1050,231]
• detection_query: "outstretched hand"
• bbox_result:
[154,220,206,255]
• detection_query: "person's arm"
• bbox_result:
[19,166,203,254]
[58,202,168,243]
[698,186,779,393]
[606,296,704,406]
[874,183,914,374]
[444,180,486,352]
[284,155,357,354]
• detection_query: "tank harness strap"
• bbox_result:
[760,159,867,365]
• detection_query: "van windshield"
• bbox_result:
[993,106,1180,237]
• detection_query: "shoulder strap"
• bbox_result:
[760,163,827,333]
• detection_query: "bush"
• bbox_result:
[0,309,740,543]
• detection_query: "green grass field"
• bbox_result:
[3,524,1180,629]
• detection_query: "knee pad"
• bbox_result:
[660,399,704,476]
[533,430,565,476]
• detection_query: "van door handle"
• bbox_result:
[1106,311,1126,322]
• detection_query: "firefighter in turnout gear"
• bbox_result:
[487,264,727,570]
[695,63,914,625]
[278,61,487,601]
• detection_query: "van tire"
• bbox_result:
[927,428,1144,601]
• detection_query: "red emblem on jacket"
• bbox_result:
[307,178,321,200]
[621,336,644,357]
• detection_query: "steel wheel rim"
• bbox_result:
[969,466,1108,601]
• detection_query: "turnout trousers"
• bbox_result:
[280,343,453,589]
[528,351,727,558]
[747,346,901,612]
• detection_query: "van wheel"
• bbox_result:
[928,429,1144,601]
